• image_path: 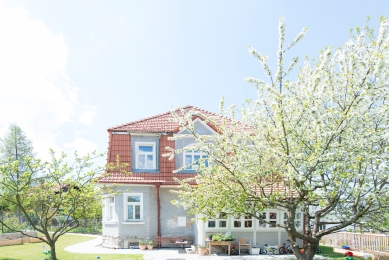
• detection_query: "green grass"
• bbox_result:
[319,245,361,259]
[0,234,143,260]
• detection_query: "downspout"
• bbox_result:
[156,183,161,247]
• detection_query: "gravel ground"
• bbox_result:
[64,236,330,260]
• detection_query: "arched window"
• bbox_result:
[183,148,208,170]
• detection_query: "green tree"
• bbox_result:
[0,150,128,260]
[0,123,34,166]
[0,123,35,222]
[166,17,389,260]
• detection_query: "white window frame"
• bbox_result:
[206,214,228,230]
[183,147,208,170]
[102,196,116,223]
[123,193,143,221]
[282,211,302,228]
[135,142,156,170]
[232,215,254,230]
[257,211,279,229]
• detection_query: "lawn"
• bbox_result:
[0,234,143,260]
[319,245,360,259]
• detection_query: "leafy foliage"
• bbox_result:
[0,150,128,260]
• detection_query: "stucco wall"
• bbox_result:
[102,185,195,248]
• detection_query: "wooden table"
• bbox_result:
[206,241,232,255]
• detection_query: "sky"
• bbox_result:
[0,0,387,164]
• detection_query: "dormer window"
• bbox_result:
[184,149,208,170]
[135,142,156,169]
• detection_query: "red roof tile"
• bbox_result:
[98,171,197,185]
[107,106,226,133]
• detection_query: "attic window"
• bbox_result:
[135,142,156,169]
[183,149,208,170]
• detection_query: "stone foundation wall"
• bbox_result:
[102,234,195,249]
[0,231,38,240]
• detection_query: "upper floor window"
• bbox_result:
[184,149,208,170]
[124,193,143,221]
[135,142,156,169]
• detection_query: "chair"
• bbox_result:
[238,237,251,254]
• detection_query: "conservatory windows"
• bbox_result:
[283,212,302,227]
[233,215,253,229]
[207,213,228,229]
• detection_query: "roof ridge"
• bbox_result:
[108,105,195,131]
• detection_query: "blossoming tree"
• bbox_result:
[165,17,389,260]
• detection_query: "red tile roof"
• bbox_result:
[108,105,225,133]
[100,106,241,185]
[98,171,197,185]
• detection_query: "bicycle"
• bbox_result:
[262,244,279,254]
[283,240,293,254]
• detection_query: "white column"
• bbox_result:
[197,215,206,246]
[277,210,282,245]
[252,216,257,245]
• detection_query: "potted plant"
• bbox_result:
[198,244,207,256]
[139,240,146,250]
[148,240,153,250]
[206,233,213,241]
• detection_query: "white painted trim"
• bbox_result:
[176,118,218,135]
[123,192,143,221]
[129,132,160,136]
[100,184,155,188]
[183,144,208,170]
[122,222,146,225]
[112,132,129,135]
[160,185,181,188]
[135,142,156,169]
[102,196,116,222]
[102,221,117,225]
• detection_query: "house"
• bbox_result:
[98,106,304,249]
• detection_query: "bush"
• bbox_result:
[2,213,27,232]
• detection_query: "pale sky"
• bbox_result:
[0,0,387,164]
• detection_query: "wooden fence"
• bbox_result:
[322,232,389,252]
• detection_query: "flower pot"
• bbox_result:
[147,245,153,250]
[198,247,207,256]
[191,245,198,252]
[139,244,146,250]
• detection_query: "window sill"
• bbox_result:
[102,221,117,225]
[176,170,198,174]
[132,169,159,173]
[122,221,145,225]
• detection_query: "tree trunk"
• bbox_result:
[291,239,319,260]
[49,242,57,260]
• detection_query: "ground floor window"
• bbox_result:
[123,193,143,221]
[206,210,303,231]
[104,196,115,221]
[207,213,228,229]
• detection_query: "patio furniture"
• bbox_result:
[238,237,251,254]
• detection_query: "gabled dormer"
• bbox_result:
[174,118,217,173]
[100,106,223,185]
